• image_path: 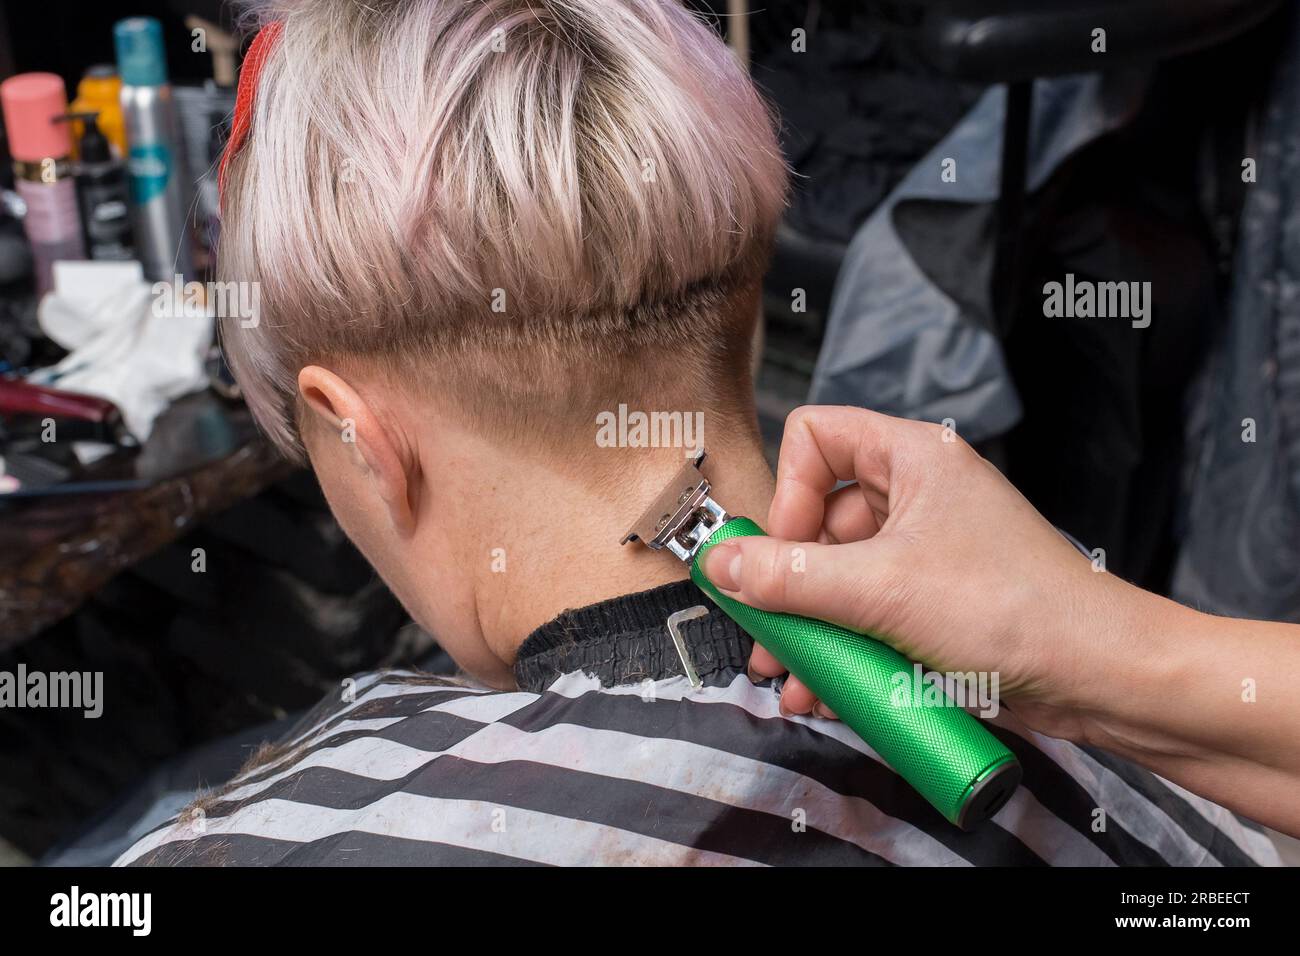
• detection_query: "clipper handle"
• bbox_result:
[691,516,1021,829]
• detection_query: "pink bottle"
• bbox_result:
[1,73,86,296]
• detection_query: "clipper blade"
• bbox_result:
[620,451,728,563]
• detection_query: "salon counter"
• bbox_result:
[0,391,291,648]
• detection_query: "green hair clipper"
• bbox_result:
[621,452,1021,829]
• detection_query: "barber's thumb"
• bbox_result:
[701,536,866,624]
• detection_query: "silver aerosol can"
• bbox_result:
[115,17,192,281]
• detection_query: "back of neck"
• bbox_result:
[467,437,775,679]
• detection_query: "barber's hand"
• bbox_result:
[703,405,1155,738]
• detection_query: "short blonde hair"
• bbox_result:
[219,0,788,459]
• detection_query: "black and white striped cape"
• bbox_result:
[115,582,1281,867]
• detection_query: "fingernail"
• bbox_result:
[705,543,741,591]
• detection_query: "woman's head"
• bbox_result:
[219,0,788,461]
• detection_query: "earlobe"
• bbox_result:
[297,365,420,535]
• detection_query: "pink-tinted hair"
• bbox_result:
[219,0,789,458]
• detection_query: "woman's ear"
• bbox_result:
[297,365,419,535]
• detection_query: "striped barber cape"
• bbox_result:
[115,581,1281,867]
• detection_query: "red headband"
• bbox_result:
[219,21,284,203]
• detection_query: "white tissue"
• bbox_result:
[29,261,213,460]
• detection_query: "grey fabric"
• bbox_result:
[810,74,1147,442]
[1172,9,1300,622]
[43,791,195,868]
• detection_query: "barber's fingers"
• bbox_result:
[747,651,840,720]
[776,675,817,716]
[769,406,921,541]
[703,534,897,634]
[747,483,876,722]
[748,642,784,680]
[819,482,883,544]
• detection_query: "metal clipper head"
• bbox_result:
[620,450,729,563]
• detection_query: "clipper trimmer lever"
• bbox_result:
[622,451,1022,830]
